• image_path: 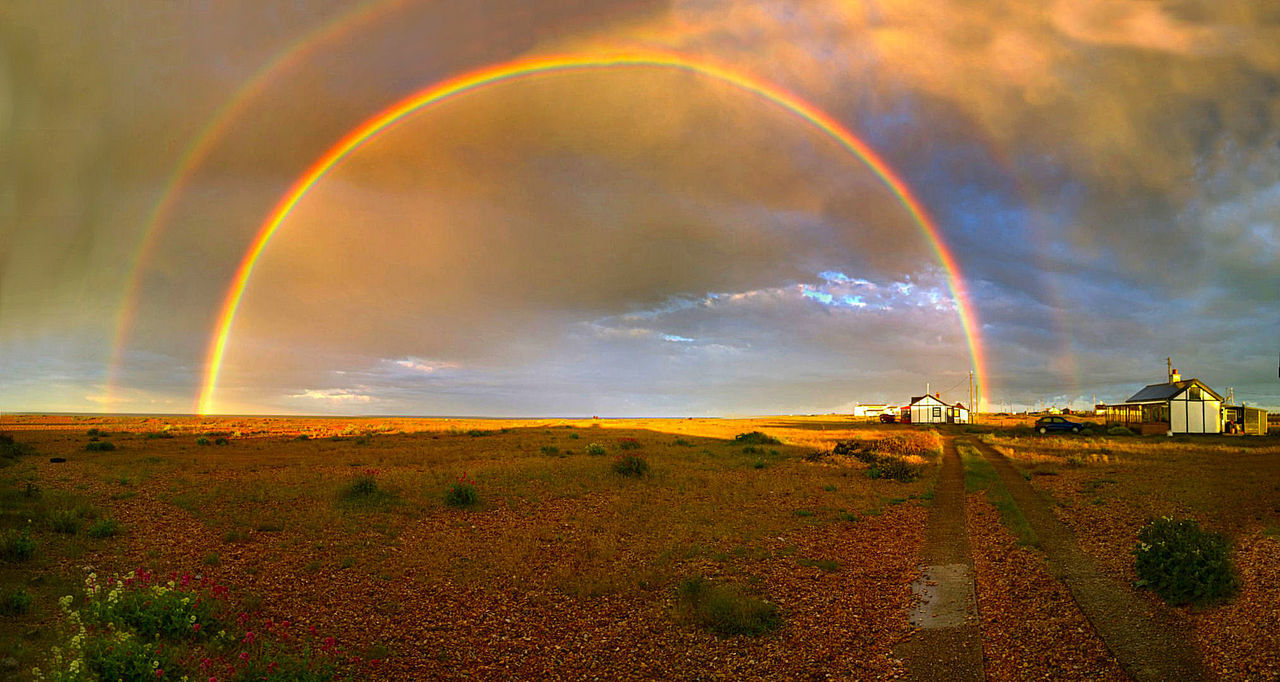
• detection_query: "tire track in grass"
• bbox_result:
[894,438,983,681]
[964,438,1208,682]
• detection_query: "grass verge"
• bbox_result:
[959,443,1038,547]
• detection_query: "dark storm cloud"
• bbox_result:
[3,0,1278,414]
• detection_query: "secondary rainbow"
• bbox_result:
[105,0,409,410]
[197,50,989,414]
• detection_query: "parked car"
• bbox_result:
[1035,415,1084,434]
[878,413,896,423]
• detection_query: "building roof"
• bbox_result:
[1125,379,1223,403]
[908,394,951,407]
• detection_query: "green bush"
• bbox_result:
[445,475,479,508]
[1107,425,1135,436]
[540,445,560,456]
[87,519,120,538]
[85,583,219,641]
[214,437,229,446]
[618,438,642,450]
[85,441,116,451]
[50,509,79,534]
[568,432,580,440]
[1,587,33,615]
[86,428,103,437]
[613,454,649,477]
[676,577,781,636]
[733,431,781,446]
[1,527,35,561]
[144,431,174,439]
[83,631,180,680]
[196,437,212,446]
[1134,517,1238,605]
[585,443,606,455]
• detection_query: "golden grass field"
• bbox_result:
[2,414,1278,680]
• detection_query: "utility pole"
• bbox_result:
[968,371,974,423]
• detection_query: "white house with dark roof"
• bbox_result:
[1099,365,1223,434]
[902,393,969,424]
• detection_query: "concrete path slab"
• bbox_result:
[895,440,984,681]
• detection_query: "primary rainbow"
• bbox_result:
[197,50,989,414]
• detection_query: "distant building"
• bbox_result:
[852,403,895,417]
[902,393,969,424]
[1098,365,1224,434]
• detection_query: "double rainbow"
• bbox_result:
[196,50,988,414]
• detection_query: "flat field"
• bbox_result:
[0,415,932,680]
[3,415,1278,680]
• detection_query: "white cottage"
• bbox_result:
[1099,368,1224,434]
[904,393,969,424]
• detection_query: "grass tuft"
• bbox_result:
[676,577,781,636]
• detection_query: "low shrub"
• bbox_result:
[585,443,607,455]
[50,509,79,534]
[85,441,116,452]
[873,432,941,458]
[733,431,781,446]
[832,440,879,464]
[1,436,34,463]
[1065,455,1086,468]
[1,527,35,561]
[613,454,649,477]
[876,456,921,482]
[86,428,103,437]
[1,587,33,615]
[87,519,120,538]
[568,432,581,440]
[676,577,781,636]
[742,445,765,455]
[445,474,479,508]
[674,437,693,447]
[214,437,229,446]
[1134,517,1238,606]
[43,568,340,681]
[618,437,642,450]
[196,437,212,446]
[144,431,175,439]
[343,474,380,499]
[1107,425,1135,436]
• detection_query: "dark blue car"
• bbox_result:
[1035,415,1084,434]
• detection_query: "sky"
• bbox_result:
[1,0,1278,416]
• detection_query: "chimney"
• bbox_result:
[935,392,941,399]
[1170,368,1180,383]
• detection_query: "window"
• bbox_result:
[932,407,942,419]
[1188,386,1201,400]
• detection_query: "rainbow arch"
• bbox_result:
[197,50,989,414]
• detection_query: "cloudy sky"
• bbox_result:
[2,0,1277,416]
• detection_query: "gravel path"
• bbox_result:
[966,438,1208,682]
[895,438,983,681]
